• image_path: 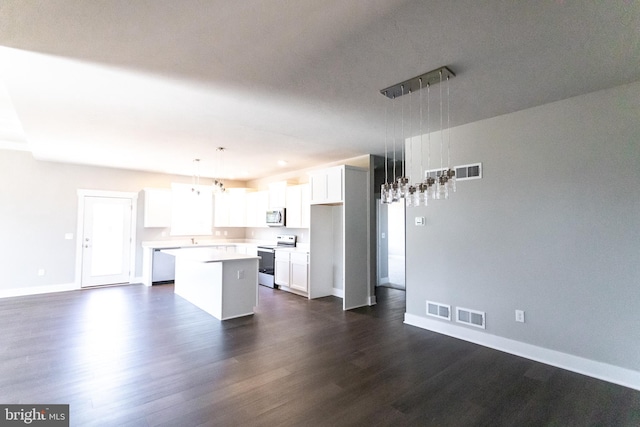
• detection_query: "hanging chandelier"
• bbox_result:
[380,66,456,206]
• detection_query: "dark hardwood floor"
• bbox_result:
[1,284,639,426]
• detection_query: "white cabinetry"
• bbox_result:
[286,184,310,228]
[171,183,213,236]
[309,166,343,204]
[268,181,287,208]
[245,191,269,227]
[214,188,247,227]
[289,252,309,293]
[275,250,309,295]
[144,188,172,228]
[274,250,290,287]
[309,165,370,310]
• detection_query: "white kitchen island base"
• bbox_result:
[168,249,259,321]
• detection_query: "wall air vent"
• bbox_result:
[456,307,486,329]
[424,163,482,182]
[454,163,482,181]
[426,301,451,320]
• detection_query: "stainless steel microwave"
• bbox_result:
[266,208,286,227]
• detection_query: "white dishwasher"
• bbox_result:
[152,248,177,284]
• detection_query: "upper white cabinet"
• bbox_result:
[143,188,172,228]
[285,184,310,229]
[214,192,230,227]
[309,166,343,204]
[214,188,247,227]
[268,181,287,208]
[170,183,213,236]
[245,191,269,227]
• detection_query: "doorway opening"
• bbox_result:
[76,190,138,288]
[377,201,405,290]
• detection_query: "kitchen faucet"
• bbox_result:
[191,237,197,245]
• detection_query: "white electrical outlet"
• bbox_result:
[515,310,525,323]
[224,231,228,236]
[237,270,244,279]
[415,217,425,226]
[37,268,45,276]
[64,233,73,240]
[215,230,221,236]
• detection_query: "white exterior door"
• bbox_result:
[80,194,135,287]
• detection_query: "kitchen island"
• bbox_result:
[162,248,260,321]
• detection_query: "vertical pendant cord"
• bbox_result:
[427,83,431,173]
[392,95,396,181]
[400,85,405,179]
[419,79,423,182]
[447,75,451,169]
[439,70,443,172]
[408,89,412,183]
[384,92,388,184]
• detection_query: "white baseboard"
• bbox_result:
[330,289,376,306]
[404,313,640,392]
[0,282,79,299]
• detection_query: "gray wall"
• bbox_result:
[405,81,640,371]
[0,151,244,292]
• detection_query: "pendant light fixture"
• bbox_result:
[212,147,226,193]
[379,66,456,206]
[191,158,201,195]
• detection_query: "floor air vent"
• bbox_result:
[456,307,486,329]
[426,301,451,320]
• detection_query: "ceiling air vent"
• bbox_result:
[455,163,482,181]
[456,307,485,329]
[426,301,451,320]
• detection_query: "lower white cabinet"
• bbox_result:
[289,252,309,293]
[274,250,290,287]
[275,250,309,294]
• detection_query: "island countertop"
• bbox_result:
[170,247,260,321]
[161,247,260,263]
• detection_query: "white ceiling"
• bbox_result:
[1,1,638,180]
